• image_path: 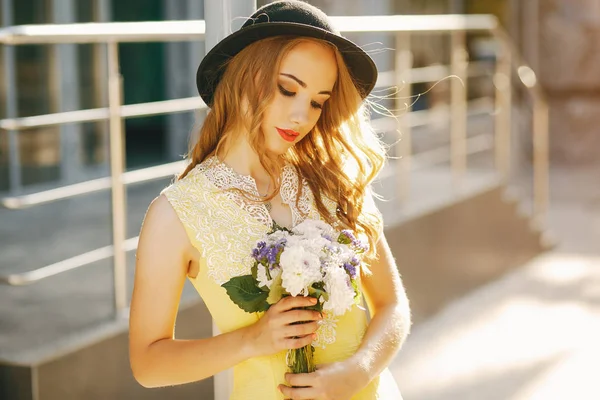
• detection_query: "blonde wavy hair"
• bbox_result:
[179,36,386,265]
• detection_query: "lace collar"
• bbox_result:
[196,155,315,229]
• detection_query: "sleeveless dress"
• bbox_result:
[161,155,402,400]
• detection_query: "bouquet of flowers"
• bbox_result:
[221,218,368,375]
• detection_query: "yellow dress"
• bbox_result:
[162,155,402,399]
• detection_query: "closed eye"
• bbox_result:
[278,84,323,110]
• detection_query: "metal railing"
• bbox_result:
[0,16,550,318]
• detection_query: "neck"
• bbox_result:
[217,130,276,188]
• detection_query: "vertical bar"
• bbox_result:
[204,3,256,399]
[107,41,127,316]
[394,32,412,204]
[494,36,512,183]
[532,99,549,227]
[204,0,232,51]
[51,0,82,184]
[450,30,468,189]
[2,0,22,193]
[164,0,196,161]
[93,0,111,174]
[188,0,206,144]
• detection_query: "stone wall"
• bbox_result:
[537,0,600,165]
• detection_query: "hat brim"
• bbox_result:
[196,22,377,107]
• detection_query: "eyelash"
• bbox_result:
[278,84,323,110]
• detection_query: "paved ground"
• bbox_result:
[391,252,600,400]
[390,165,600,400]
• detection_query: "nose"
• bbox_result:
[289,97,310,127]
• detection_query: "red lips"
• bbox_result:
[276,127,300,142]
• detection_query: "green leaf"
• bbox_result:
[308,285,329,302]
[221,275,269,313]
[269,220,293,234]
[266,273,286,305]
[351,279,362,304]
[251,262,259,281]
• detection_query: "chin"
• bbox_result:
[266,145,291,156]
[265,138,294,156]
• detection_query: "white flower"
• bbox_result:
[264,229,290,245]
[280,245,323,296]
[300,236,330,254]
[323,266,355,316]
[293,219,336,239]
[256,263,272,289]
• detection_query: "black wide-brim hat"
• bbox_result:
[196,0,378,107]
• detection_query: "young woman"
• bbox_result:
[129,1,411,399]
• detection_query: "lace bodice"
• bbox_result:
[198,155,323,229]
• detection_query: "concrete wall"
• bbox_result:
[523,0,600,165]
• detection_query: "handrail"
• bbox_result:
[0,15,549,321]
[0,237,139,286]
[0,97,205,131]
[0,60,494,209]
[0,15,496,45]
[1,129,496,287]
[1,160,185,209]
[0,98,493,209]
[493,26,549,226]
[0,20,206,44]
[0,61,492,133]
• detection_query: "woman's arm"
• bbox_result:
[128,195,256,388]
[345,232,412,387]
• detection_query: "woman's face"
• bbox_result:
[261,40,338,155]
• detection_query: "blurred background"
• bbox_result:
[0,0,598,399]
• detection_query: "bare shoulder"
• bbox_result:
[145,194,182,228]
[137,194,196,269]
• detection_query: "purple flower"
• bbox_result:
[322,233,334,242]
[267,246,278,265]
[340,229,356,241]
[343,262,357,279]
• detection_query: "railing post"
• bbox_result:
[533,99,549,227]
[450,30,468,189]
[107,41,128,317]
[494,36,512,183]
[2,0,22,193]
[395,31,412,204]
[51,0,83,185]
[204,2,256,399]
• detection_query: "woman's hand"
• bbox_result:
[278,361,368,400]
[245,295,322,358]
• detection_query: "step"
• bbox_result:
[389,253,600,400]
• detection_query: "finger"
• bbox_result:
[281,309,321,325]
[278,295,317,311]
[284,334,315,349]
[278,384,317,400]
[285,372,317,387]
[283,321,318,338]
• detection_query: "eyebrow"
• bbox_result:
[280,73,332,95]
